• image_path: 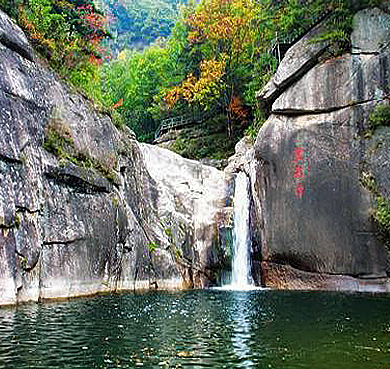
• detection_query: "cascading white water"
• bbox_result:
[229,171,253,289]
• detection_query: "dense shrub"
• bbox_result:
[369,104,390,130]
[0,0,111,105]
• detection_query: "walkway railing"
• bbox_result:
[271,9,332,62]
[154,115,195,140]
[155,9,332,140]
[154,107,219,140]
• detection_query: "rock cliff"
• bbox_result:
[252,7,390,291]
[0,10,228,305]
[2,6,390,304]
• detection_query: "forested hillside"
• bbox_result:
[96,0,188,55]
[101,0,369,149]
[1,0,386,158]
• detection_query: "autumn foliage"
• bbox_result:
[164,57,226,109]
[186,0,258,51]
[161,0,261,135]
[228,96,250,124]
[14,0,110,69]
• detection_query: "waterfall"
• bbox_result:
[227,171,253,289]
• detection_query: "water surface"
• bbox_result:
[1,290,390,368]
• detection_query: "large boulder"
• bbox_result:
[272,48,390,114]
[252,7,390,291]
[140,144,228,288]
[351,7,390,54]
[257,22,330,105]
[254,106,387,277]
[0,10,33,61]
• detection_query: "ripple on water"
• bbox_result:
[1,290,390,368]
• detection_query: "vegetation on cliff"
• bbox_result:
[361,169,390,251]
[0,0,111,106]
[1,0,387,158]
[367,104,390,250]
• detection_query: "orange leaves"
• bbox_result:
[185,0,257,48]
[228,95,249,123]
[18,5,45,44]
[164,74,197,108]
[164,57,226,109]
[164,86,182,109]
[111,98,124,110]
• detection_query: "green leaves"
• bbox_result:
[369,105,390,131]
[147,242,158,253]
[377,197,390,233]
[376,196,390,251]
[97,0,184,53]
[101,44,184,141]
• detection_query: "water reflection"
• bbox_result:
[229,292,255,368]
[1,290,390,368]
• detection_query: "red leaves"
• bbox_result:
[111,98,124,110]
[228,96,249,123]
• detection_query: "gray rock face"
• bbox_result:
[351,8,390,54]
[0,30,151,303]
[254,106,387,276]
[273,48,390,114]
[272,9,390,115]
[0,10,227,305]
[257,22,330,104]
[0,10,33,61]
[253,7,390,290]
[225,137,254,176]
[140,144,228,288]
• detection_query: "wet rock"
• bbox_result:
[262,262,390,292]
[225,137,254,176]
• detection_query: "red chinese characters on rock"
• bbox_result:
[292,141,309,199]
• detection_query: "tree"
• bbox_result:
[12,0,110,67]
[163,0,264,136]
[102,44,184,141]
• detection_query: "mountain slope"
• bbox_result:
[96,0,187,55]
